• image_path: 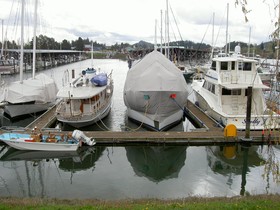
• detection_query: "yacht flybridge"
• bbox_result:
[192,52,280,130]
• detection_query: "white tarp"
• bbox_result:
[124,50,188,114]
[1,73,58,104]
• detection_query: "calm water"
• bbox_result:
[0,59,279,199]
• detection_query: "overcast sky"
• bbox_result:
[0,0,278,47]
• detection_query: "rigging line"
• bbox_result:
[188,15,212,65]
[169,3,183,41]
[123,100,150,131]
[214,6,227,48]
[170,97,188,116]
[96,115,110,131]
[169,22,178,43]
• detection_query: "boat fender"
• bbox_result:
[72,130,96,146]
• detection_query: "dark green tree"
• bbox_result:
[74,37,84,51]
[61,39,72,50]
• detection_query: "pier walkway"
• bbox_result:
[14,101,278,146]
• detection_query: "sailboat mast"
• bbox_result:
[91,41,93,68]
[166,0,169,59]
[20,0,25,84]
[225,3,229,54]
[276,0,280,76]
[247,27,251,57]
[32,0,38,79]
[154,19,157,50]
[160,10,163,54]
[0,19,3,60]
[211,12,215,59]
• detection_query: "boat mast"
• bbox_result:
[225,3,229,55]
[211,13,215,59]
[154,19,157,50]
[164,10,167,57]
[166,0,170,59]
[20,0,25,84]
[0,19,3,60]
[247,27,251,57]
[160,10,163,54]
[91,41,93,68]
[32,0,38,79]
[276,0,280,76]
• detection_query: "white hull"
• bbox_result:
[0,130,95,151]
[193,90,279,130]
[4,102,54,118]
[4,139,79,151]
[127,107,183,131]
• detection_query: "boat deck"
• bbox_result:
[1,101,279,146]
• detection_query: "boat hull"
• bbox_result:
[4,102,54,118]
[0,132,80,151]
[56,100,112,128]
[4,140,79,151]
[126,107,184,131]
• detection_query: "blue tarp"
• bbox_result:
[91,73,107,86]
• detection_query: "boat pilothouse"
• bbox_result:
[192,52,280,130]
[56,68,114,128]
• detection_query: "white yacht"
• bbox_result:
[56,68,113,128]
[191,52,280,130]
[123,50,188,131]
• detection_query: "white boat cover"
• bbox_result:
[124,50,188,114]
[1,73,58,104]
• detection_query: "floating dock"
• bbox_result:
[1,101,279,146]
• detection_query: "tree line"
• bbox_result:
[0,35,106,51]
[0,35,277,59]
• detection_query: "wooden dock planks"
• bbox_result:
[13,100,278,146]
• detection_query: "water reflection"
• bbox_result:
[125,146,187,182]
[0,146,79,162]
[207,144,263,175]
[0,146,105,172]
[206,144,265,195]
[0,145,105,197]
[59,146,105,172]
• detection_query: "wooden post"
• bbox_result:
[245,86,252,139]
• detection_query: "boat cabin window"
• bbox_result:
[222,88,241,95]
[221,62,228,70]
[222,88,231,95]
[203,81,215,94]
[211,61,216,70]
[238,62,252,71]
[243,62,252,71]
[231,61,235,70]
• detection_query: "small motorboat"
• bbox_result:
[0,129,95,151]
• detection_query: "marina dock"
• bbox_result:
[10,100,277,146]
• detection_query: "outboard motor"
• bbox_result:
[72,130,96,146]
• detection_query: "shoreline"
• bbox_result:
[1,194,280,209]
